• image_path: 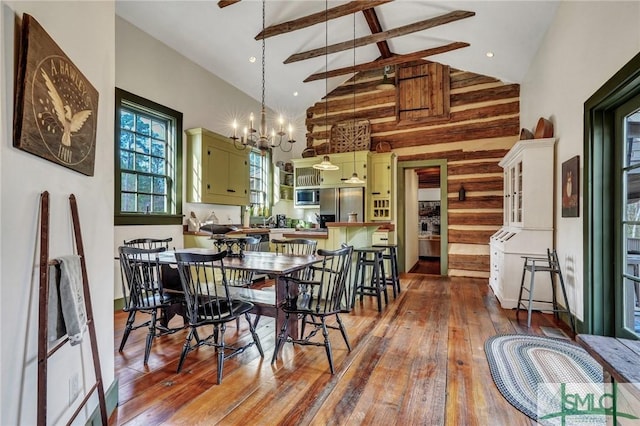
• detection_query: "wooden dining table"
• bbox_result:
[157,248,321,342]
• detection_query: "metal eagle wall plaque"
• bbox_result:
[13,14,99,176]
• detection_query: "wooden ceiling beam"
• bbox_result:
[303,42,469,83]
[255,0,393,40]
[285,10,475,64]
[218,0,240,8]
[362,8,392,59]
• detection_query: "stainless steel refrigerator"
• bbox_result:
[319,187,365,223]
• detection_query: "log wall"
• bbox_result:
[304,63,519,278]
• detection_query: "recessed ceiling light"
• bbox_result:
[486,51,494,58]
[293,91,298,97]
[249,56,256,63]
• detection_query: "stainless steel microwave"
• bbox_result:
[295,188,320,207]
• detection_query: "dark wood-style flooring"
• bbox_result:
[109,273,574,425]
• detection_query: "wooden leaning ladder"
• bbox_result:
[37,191,108,425]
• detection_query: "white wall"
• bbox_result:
[1,2,115,424]
[520,1,640,321]
[418,188,440,201]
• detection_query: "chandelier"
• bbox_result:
[231,0,295,153]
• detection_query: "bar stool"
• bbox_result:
[353,247,388,312]
[372,243,401,298]
[515,248,576,332]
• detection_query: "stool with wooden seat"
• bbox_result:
[516,248,576,332]
[372,243,401,298]
[353,247,388,312]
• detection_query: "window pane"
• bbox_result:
[135,135,150,154]
[138,175,152,193]
[152,121,166,140]
[121,172,136,191]
[627,168,640,215]
[625,110,640,167]
[151,140,165,158]
[153,177,166,194]
[137,194,151,213]
[120,151,134,171]
[136,116,151,135]
[121,193,136,212]
[120,130,134,150]
[151,156,165,175]
[152,195,166,212]
[135,154,150,173]
[120,109,135,130]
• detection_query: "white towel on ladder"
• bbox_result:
[55,255,87,345]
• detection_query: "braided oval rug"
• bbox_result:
[484,334,604,424]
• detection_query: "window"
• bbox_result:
[115,88,183,225]
[249,149,271,216]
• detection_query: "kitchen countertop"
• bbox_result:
[326,222,393,229]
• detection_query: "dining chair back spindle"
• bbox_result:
[271,238,318,280]
[174,251,264,383]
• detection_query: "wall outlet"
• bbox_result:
[69,373,80,405]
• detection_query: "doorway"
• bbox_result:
[397,159,448,275]
[412,167,442,274]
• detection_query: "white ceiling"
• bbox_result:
[116,0,559,122]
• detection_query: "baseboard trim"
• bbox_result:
[114,297,125,311]
[86,378,118,425]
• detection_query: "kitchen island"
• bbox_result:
[283,222,392,251]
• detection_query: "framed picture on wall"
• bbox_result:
[13,14,99,176]
[562,155,580,217]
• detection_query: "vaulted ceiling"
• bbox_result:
[116,1,559,122]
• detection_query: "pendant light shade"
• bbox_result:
[313,155,339,171]
[345,172,365,184]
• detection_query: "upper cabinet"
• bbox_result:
[186,128,249,206]
[499,138,556,229]
[367,152,397,221]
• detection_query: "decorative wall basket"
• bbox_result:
[330,119,371,153]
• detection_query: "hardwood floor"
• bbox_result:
[109,274,574,425]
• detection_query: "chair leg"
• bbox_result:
[556,267,576,332]
[515,260,528,321]
[246,313,264,357]
[271,313,290,365]
[216,324,226,385]
[320,318,334,374]
[335,313,351,352]
[119,310,136,352]
[143,310,157,364]
[391,248,400,294]
[177,328,195,373]
[526,266,536,328]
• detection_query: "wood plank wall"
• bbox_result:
[304,62,520,278]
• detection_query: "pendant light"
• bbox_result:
[313,0,338,172]
[344,11,364,185]
[375,65,396,90]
